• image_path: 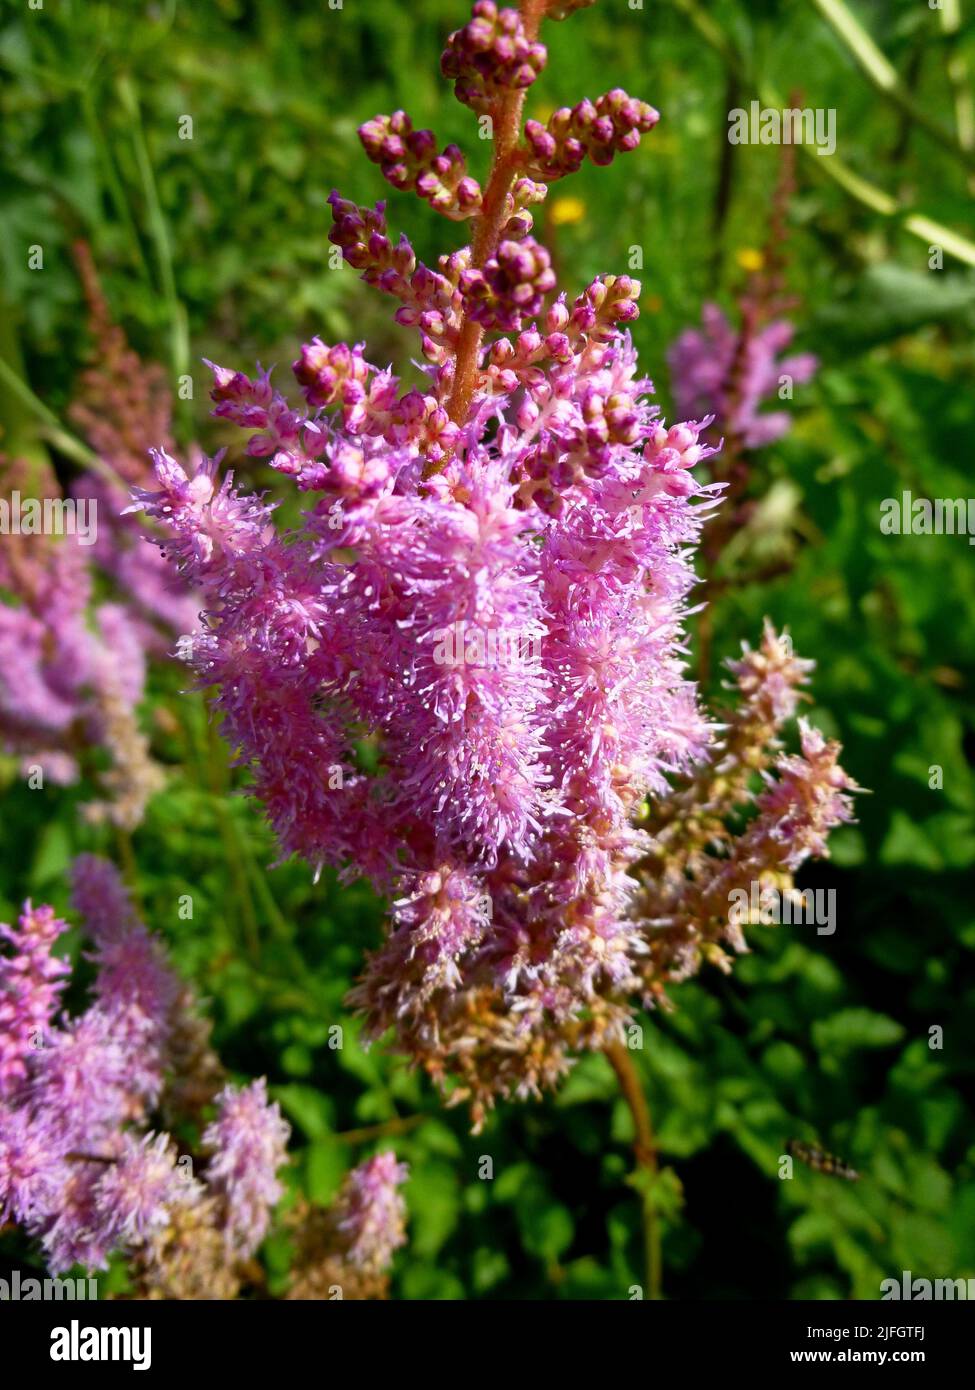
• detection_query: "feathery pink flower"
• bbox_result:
[202,1079,291,1258]
[331,1151,409,1273]
[668,303,817,449]
[133,0,855,1120]
[96,1131,203,1251]
[0,903,70,1099]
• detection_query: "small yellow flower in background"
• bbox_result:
[550,196,587,227]
[736,247,765,272]
[644,293,663,313]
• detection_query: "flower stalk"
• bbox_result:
[606,1039,663,1300]
[444,0,549,432]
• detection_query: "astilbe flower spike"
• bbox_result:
[1,856,410,1298]
[287,1151,409,1300]
[667,141,818,682]
[668,141,817,456]
[202,1079,291,1258]
[0,471,162,826]
[0,902,71,1098]
[0,856,288,1282]
[633,636,860,994]
[329,1150,410,1274]
[0,247,207,827]
[136,0,857,1129]
[668,303,817,450]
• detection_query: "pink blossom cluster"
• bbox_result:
[0,250,198,825]
[668,302,818,450]
[286,1148,410,1300]
[441,1,547,111]
[523,90,660,180]
[359,111,482,220]
[135,0,855,1121]
[202,1078,292,1258]
[329,1150,410,1274]
[0,499,161,824]
[0,856,290,1277]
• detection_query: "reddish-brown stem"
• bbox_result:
[431,0,549,461]
[605,1038,662,1299]
[606,1040,656,1171]
[334,1114,425,1145]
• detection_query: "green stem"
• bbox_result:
[113,825,145,915]
[606,1040,663,1300]
[236,827,314,983]
[80,87,153,284]
[0,295,36,458]
[335,1115,425,1145]
[667,0,975,267]
[0,356,107,473]
[708,69,741,291]
[204,718,261,961]
[810,0,975,171]
[940,0,975,191]
[116,74,190,411]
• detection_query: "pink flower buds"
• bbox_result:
[523,89,659,180]
[292,339,370,410]
[359,111,483,220]
[570,275,642,343]
[441,1,547,113]
[459,236,556,330]
[327,194,416,293]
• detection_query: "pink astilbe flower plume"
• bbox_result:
[0,247,214,829]
[135,0,857,1126]
[0,481,160,823]
[287,1150,409,1299]
[667,138,816,457]
[0,903,70,1098]
[1,857,408,1296]
[0,857,205,1273]
[668,303,817,450]
[202,1079,291,1258]
[0,857,301,1291]
[331,1151,409,1273]
[95,1131,203,1250]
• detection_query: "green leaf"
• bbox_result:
[406,1163,460,1258]
[303,1138,346,1204]
[812,1008,906,1055]
[519,1203,575,1262]
[273,1085,335,1141]
[813,266,975,349]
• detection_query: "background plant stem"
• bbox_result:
[606,1039,662,1300]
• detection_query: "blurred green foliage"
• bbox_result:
[1,0,973,1299]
